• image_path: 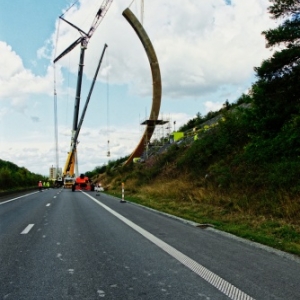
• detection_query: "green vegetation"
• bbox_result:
[90,1,300,256]
[0,159,46,192]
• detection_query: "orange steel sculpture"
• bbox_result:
[122,8,162,166]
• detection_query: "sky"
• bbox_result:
[0,0,277,176]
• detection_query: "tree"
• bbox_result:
[252,0,300,136]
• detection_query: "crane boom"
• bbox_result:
[87,0,113,38]
[63,44,108,176]
[72,44,108,151]
[53,0,113,181]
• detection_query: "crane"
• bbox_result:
[54,0,113,63]
[53,0,113,187]
[69,43,108,191]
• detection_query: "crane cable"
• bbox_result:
[128,0,135,8]
[141,0,144,25]
[128,0,144,25]
[106,48,110,157]
[52,0,79,175]
[59,0,80,18]
[53,17,61,177]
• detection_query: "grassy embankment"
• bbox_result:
[94,108,300,257]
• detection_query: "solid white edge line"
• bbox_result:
[21,224,35,234]
[0,191,39,205]
[83,192,255,300]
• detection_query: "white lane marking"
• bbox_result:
[46,203,51,207]
[53,196,57,199]
[97,290,105,298]
[57,253,63,261]
[0,192,39,205]
[84,192,255,300]
[21,224,35,234]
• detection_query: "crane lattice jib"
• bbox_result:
[87,0,113,38]
[54,0,113,63]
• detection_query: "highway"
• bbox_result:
[0,189,299,299]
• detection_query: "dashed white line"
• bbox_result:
[46,203,51,207]
[21,224,35,234]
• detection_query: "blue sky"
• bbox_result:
[0,0,276,176]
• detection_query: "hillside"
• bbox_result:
[92,100,300,256]
[89,1,300,256]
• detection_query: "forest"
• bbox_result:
[0,159,46,192]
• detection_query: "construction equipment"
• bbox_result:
[64,43,108,190]
[53,1,112,188]
[63,177,75,189]
[71,174,95,192]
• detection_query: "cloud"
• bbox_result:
[0,0,276,105]
[0,42,56,103]
[50,0,275,102]
[1,0,277,176]
[204,101,223,113]
[0,42,24,80]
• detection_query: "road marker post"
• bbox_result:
[120,182,126,203]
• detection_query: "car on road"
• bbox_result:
[95,185,104,192]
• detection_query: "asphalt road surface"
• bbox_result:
[0,188,299,299]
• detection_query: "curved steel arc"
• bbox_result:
[122,8,162,165]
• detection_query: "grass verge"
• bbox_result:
[106,189,300,257]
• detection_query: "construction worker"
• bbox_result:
[38,181,42,191]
